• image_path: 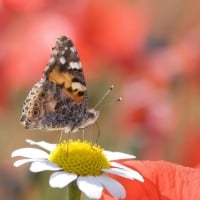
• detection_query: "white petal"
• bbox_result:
[102,167,144,182]
[11,148,48,159]
[110,161,132,169]
[110,162,144,182]
[26,139,56,152]
[13,158,40,167]
[77,176,103,199]
[97,175,126,199]
[103,150,135,161]
[30,161,61,172]
[49,171,77,188]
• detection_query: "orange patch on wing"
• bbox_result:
[48,67,85,102]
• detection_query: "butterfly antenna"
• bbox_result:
[94,85,114,109]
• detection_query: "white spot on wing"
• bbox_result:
[70,46,76,53]
[61,50,65,55]
[69,61,81,69]
[60,56,66,65]
[72,82,86,91]
[49,57,55,65]
[52,48,57,55]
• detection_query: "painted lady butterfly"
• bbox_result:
[20,36,99,133]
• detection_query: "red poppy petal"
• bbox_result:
[102,160,200,200]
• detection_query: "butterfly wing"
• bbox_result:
[44,36,88,104]
[20,36,98,132]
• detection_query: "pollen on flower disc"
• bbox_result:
[48,140,110,176]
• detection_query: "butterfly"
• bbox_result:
[20,36,99,133]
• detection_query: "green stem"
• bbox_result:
[67,181,82,200]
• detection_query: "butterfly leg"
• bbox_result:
[95,122,100,144]
[58,129,65,143]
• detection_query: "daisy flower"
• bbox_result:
[11,139,144,200]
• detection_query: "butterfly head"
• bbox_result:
[79,109,100,130]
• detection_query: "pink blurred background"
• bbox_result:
[0,0,200,199]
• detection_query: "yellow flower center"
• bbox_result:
[48,140,110,176]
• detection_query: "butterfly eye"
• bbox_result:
[32,109,40,117]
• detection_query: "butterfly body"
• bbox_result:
[20,36,99,133]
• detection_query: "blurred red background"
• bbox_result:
[0,0,200,199]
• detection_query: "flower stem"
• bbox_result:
[67,181,81,200]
